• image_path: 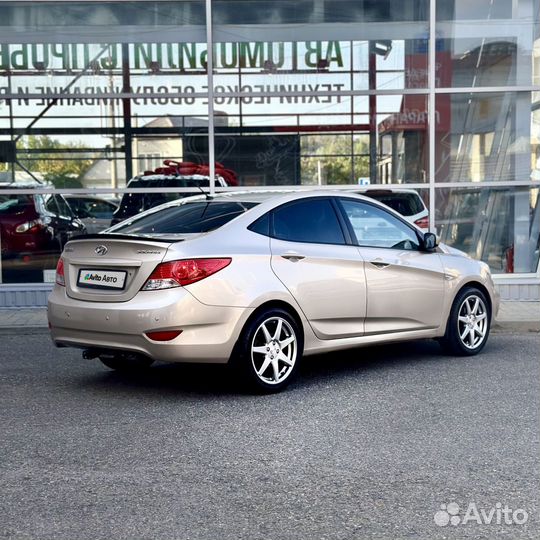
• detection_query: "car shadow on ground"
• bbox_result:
[72,338,466,399]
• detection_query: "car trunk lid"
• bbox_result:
[62,234,177,302]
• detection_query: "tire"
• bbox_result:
[439,287,491,356]
[99,353,154,372]
[233,308,303,393]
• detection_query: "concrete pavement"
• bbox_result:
[0,333,538,539]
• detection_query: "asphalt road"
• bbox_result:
[0,330,538,540]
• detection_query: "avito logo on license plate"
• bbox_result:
[78,269,127,290]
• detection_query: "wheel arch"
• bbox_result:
[229,299,306,363]
[454,280,493,316]
[242,299,305,339]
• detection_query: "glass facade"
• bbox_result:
[0,0,539,291]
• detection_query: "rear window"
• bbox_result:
[0,194,35,215]
[364,192,424,216]
[112,201,258,235]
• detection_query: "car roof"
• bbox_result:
[121,189,297,208]
[107,188,425,235]
[125,187,398,206]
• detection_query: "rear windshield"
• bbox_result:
[0,194,35,215]
[364,192,424,216]
[112,201,259,235]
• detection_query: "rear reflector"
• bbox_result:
[55,258,65,286]
[142,258,231,290]
[145,330,183,341]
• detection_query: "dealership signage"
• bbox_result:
[0,41,345,72]
[0,82,348,106]
[0,41,434,127]
[0,41,353,106]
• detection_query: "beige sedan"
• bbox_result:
[48,191,499,392]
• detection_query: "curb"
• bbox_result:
[492,321,540,333]
[0,326,50,335]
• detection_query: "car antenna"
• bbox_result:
[198,186,213,200]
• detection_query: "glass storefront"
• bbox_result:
[0,0,539,292]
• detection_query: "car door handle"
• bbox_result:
[281,252,305,262]
[369,259,390,269]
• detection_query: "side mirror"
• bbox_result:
[422,232,438,251]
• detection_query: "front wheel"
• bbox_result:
[233,308,303,393]
[439,287,491,356]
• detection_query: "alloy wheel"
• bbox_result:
[457,294,488,350]
[251,316,297,385]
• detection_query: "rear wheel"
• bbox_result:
[234,308,303,393]
[439,287,490,356]
[98,354,154,372]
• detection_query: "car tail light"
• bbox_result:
[55,258,65,286]
[414,216,429,229]
[145,330,183,341]
[142,258,231,290]
[15,218,44,233]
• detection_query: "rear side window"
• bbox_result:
[248,213,270,236]
[112,201,258,235]
[272,199,345,245]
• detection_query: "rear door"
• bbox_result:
[269,197,367,340]
[338,197,445,334]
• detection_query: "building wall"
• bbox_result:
[0,0,539,305]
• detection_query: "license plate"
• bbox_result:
[78,269,127,290]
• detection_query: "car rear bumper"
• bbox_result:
[47,285,252,363]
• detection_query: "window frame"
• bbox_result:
[335,196,425,251]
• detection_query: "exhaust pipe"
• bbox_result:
[83,348,154,370]
[82,349,102,360]
[82,348,149,363]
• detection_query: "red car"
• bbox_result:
[0,189,86,282]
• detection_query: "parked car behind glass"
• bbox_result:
[0,188,85,281]
[355,188,429,229]
[111,161,237,226]
[65,196,117,234]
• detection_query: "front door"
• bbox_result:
[338,197,446,335]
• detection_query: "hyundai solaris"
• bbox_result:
[48,191,499,392]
